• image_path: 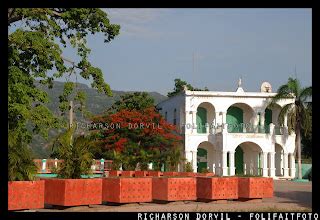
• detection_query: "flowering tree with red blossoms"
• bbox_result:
[91,107,183,171]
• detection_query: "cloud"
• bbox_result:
[102,8,179,38]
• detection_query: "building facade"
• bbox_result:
[157,81,296,179]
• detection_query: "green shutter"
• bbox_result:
[227,106,243,133]
[197,148,207,172]
[265,108,272,133]
[196,107,207,133]
[235,146,244,175]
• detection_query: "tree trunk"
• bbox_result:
[296,127,302,179]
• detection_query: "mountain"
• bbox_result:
[30,81,168,158]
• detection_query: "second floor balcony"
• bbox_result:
[188,122,286,135]
[227,123,285,135]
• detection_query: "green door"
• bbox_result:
[197,148,207,172]
[197,107,207,133]
[227,106,243,133]
[235,146,244,174]
[265,108,272,133]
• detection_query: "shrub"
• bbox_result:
[8,129,37,181]
[51,127,94,179]
[200,167,210,173]
[184,162,193,172]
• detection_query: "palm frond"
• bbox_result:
[270,84,295,106]
[53,128,94,179]
[277,103,294,126]
[299,86,312,102]
[300,103,312,136]
[287,77,301,97]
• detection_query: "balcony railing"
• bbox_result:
[227,124,286,135]
[227,124,270,134]
[274,126,284,135]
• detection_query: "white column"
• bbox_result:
[269,123,275,135]
[269,152,276,177]
[221,112,227,124]
[42,159,47,172]
[253,112,259,132]
[191,111,197,133]
[260,112,265,127]
[289,153,296,178]
[283,115,289,135]
[229,151,235,176]
[262,152,268,177]
[280,151,284,176]
[283,153,289,177]
[184,111,191,134]
[222,151,228,176]
[185,150,193,164]
[191,150,197,172]
[284,114,288,127]
[215,112,222,133]
[214,151,221,175]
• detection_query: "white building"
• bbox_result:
[157,80,296,179]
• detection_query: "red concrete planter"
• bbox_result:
[238,177,273,199]
[8,180,44,210]
[44,178,102,206]
[103,177,152,203]
[197,177,238,200]
[135,171,149,177]
[197,172,215,177]
[148,171,163,177]
[121,171,135,177]
[109,170,122,177]
[178,172,196,177]
[163,172,178,176]
[152,177,196,201]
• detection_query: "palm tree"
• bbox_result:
[270,77,312,179]
[51,127,94,179]
[8,129,37,181]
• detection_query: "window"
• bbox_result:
[173,108,177,125]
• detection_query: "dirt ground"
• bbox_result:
[28,180,312,212]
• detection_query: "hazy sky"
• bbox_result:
[21,8,314,95]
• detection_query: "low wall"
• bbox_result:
[295,163,312,179]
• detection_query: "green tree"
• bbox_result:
[108,92,155,113]
[167,78,209,97]
[270,78,312,179]
[164,145,183,171]
[8,8,120,180]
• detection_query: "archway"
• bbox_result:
[235,141,263,176]
[226,103,254,133]
[196,102,215,134]
[197,141,216,172]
